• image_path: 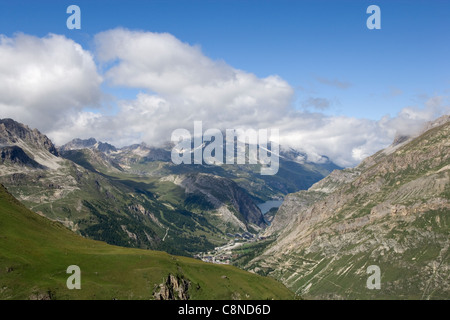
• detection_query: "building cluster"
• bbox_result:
[194,232,269,264]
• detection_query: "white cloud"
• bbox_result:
[380,96,450,137]
[1,30,448,168]
[274,95,450,167]
[94,28,293,124]
[274,114,390,167]
[86,28,294,145]
[0,33,102,135]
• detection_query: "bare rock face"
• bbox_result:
[181,173,265,227]
[163,172,266,231]
[264,168,362,237]
[0,146,43,168]
[153,274,190,300]
[249,116,450,299]
[0,118,58,156]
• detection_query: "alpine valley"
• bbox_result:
[1,115,449,300]
[0,118,337,257]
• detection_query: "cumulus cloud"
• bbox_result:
[380,96,450,137]
[90,28,294,141]
[1,29,448,168]
[275,95,450,167]
[273,114,390,167]
[95,29,293,112]
[0,33,102,134]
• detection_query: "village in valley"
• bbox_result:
[194,232,268,265]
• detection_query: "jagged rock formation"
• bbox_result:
[59,137,117,154]
[0,118,58,156]
[248,115,450,299]
[153,274,190,300]
[0,119,61,174]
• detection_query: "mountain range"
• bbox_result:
[0,118,337,257]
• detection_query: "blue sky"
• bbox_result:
[0,0,449,166]
[1,0,449,119]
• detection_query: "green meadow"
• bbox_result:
[0,184,294,300]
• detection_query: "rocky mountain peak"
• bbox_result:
[0,118,58,156]
[59,137,118,154]
[59,137,97,151]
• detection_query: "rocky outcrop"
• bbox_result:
[0,119,62,173]
[0,118,58,156]
[153,274,190,300]
[28,291,54,300]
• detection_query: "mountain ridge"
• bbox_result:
[247,115,450,299]
[0,118,59,156]
[0,118,337,257]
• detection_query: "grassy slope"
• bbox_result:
[0,184,294,300]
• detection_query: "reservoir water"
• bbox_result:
[257,200,283,214]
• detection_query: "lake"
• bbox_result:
[257,200,283,215]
